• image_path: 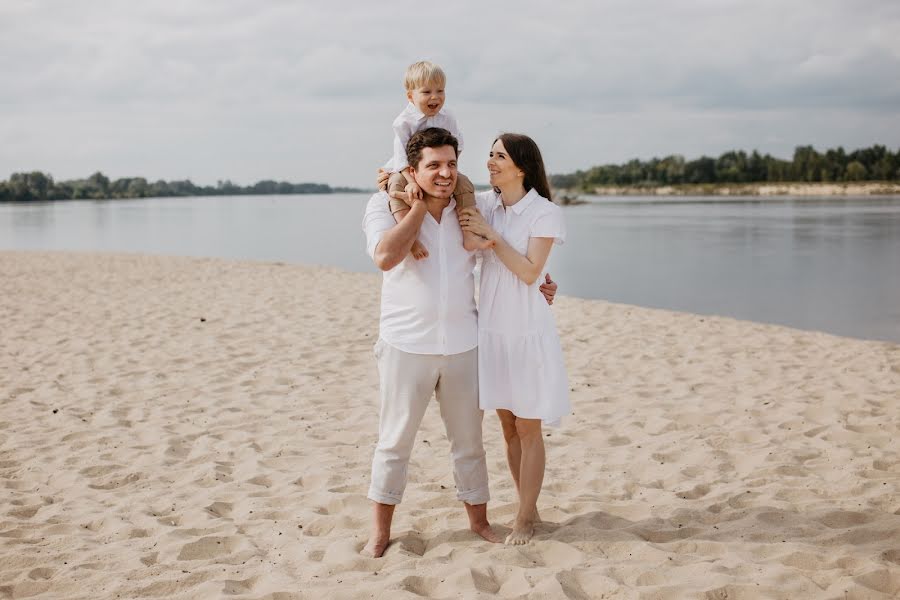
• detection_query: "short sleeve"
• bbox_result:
[363,192,397,259]
[530,205,566,245]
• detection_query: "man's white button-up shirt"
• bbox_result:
[383,103,464,173]
[363,192,477,355]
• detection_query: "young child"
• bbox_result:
[383,60,493,258]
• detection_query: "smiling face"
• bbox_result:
[411,145,458,199]
[407,80,446,117]
[487,139,524,188]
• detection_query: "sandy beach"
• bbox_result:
[2,251,899,600]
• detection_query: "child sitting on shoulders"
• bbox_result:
[383,60,493,258]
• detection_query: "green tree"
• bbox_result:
[126,178,149,198]
[685,157,716,184]
[845,161,867,181]
[87,172,111,198]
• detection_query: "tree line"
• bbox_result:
[0,171,363,202]
[549,145,900,190]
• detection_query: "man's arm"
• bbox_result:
[373,201,427,271]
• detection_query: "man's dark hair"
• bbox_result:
[406,127,459,169]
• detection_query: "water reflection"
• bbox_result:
[6,203,56,230]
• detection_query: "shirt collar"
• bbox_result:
[404,102,427,122]
[493,188,540,215]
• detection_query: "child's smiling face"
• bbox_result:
[407,81,445,117]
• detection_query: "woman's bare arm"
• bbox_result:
[459,207,554,285]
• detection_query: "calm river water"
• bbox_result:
[2,194,899,343]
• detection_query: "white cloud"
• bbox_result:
[2,0,899,187]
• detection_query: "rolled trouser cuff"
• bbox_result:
[367,486,403,505]
[456,484,490,505]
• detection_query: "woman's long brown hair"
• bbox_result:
[495,133,553,202]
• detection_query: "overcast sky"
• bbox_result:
[3,0,900,188]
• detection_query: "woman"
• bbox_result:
[459,133,570,545]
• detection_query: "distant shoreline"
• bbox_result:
[570,181,900,197]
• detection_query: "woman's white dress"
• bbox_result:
[475,189,570,426]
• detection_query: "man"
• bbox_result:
[361,127,557,557]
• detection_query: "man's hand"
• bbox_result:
[405,181,423,204]
[539,273,557,305]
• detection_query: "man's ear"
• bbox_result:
[406,90,414,103]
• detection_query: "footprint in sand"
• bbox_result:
[854,569,900,597]
[301,519,335,537]
[676,483,711,500]
[398,576,433,596]
[470,568,502,594]
[221,576,258,595]
[817,510,873,529]
[27,568,54,580]
[246,475,272,487]
[394,532,427,556]
[205,502,233,518]
[8,505,41,519]
[872,458,899,471]
[177,536,243,560]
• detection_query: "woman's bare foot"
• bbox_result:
[508,508,540,527]
[411,239,429,260]
[505,518,535,545]
[361,533,391,558]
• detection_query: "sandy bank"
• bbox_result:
[584,181,900,196]
[2,252,899,599]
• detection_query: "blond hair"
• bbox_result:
[404,60,446,90]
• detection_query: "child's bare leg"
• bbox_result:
[387,173,428,259]
[455,173,494,251]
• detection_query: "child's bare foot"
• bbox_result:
[474,235,495,250]
[505,518,535,545]
[411,239,428,260]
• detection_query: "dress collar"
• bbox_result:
[493,187,540,214]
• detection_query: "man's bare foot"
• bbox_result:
[505,518,534,545]
[411,239,428,260]
[464,503,502,544]
[471,521,503,544]
[363,502,394,557]
[361,533,391,558]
